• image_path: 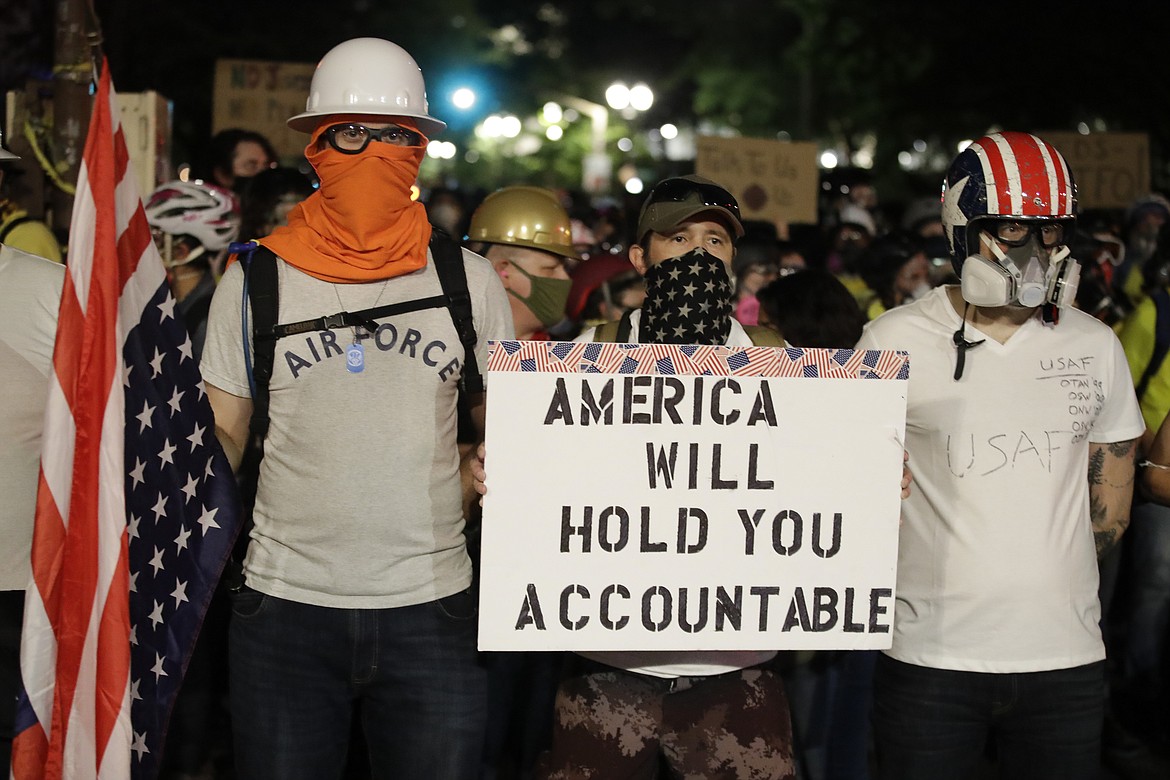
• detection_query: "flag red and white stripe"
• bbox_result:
[12,59,239,780]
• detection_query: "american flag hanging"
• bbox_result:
[10,60,240,780]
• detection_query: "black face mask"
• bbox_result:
[639,247,734,345]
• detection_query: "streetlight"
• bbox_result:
[606,81,654,118]
[451,87,476,111]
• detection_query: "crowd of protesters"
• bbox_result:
[4,34,1170,780]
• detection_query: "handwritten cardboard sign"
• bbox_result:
[1039,132,1150,210]
[478,341,908,652]
[212,59,317,165]
[696,136,819,228]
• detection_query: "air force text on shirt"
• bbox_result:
[283,323,462,380]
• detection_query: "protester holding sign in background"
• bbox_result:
[858,131,1143,780]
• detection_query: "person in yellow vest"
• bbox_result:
[0,130,62,263]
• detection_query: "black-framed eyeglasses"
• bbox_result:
[988,219,1070,249]
[646,178,742,222]
[323,123,424,154]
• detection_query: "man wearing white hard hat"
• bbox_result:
[201,38,512,779]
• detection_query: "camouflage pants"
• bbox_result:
[536,659,795,780]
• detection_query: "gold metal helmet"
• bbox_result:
[467,186,579,260]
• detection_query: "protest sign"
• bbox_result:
[212,59,316,164]
[478,341,908,652]
[696,136,819,228]
[1039,131,1149,210]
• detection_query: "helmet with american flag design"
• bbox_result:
[941,131,1077,274]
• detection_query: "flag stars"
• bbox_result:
[203,458,216,480]
[167,388,185,417]
[130,678,142,702]
[682,283,697,297]
[149,348,166,378]
[152,493,167,523]
[158,438,177,467]
[132,730,150,760]
[187,423,206,452]
[181,473,199,503]
[148,547,166,576]
[129,570,139,594]
[196,379,207,401]
[136,402,155,433]
[177,334,193,364]
[129,458,147,489]
[171,580,189,608]
[174,524,192,553]
[123,361,133,388]
[158,294,176,323]
[148,600,165,629]
[197,505,220,535]
[129,514,141,542]
[151,652,168,682]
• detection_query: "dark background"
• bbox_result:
[3,0,1169,201]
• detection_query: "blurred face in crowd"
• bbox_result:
[895,252,931,301]
[231,140,274,180]
[738,262,779,297]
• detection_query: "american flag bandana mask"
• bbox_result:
[639,248,734,345]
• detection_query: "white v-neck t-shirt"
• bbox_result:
[857,286,1143,673]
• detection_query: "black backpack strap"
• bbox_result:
[239,244,280,442]
[430,230,483,395]
[263,295,449,340]
[223,241,279,591]
[0,215,36,244]
[1137,288,1170,401]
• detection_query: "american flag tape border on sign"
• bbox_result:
[487,341,910,381]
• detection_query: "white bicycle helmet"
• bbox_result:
[146,180,239,266]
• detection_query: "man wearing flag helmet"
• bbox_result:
[857,131,1143,779]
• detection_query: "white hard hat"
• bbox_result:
[288,38,446,138]
[0,128,19,161]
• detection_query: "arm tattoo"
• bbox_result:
[1108,439,1137,459]
[1091,492,1120,556]
[1088,447,1105,485]
[1090,439,1137,557]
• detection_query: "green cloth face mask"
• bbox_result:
[507,263,572,327]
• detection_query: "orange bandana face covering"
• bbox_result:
[258,116,432,283]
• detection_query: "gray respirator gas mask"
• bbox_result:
[959,221,1079,310]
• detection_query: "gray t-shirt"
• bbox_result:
[201,248,513,608]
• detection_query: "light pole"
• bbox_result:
[558,81,654,195]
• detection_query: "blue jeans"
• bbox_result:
[873,655,1104,780]
[229,586,487,780]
